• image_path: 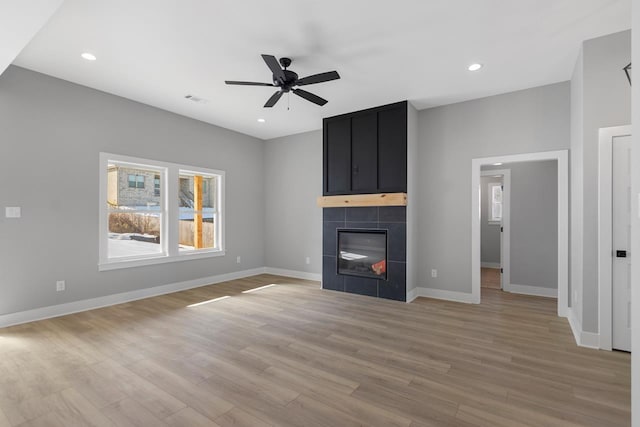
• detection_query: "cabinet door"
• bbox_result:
[351,112,378,192]
[378,106,407,192]
[324,118,351,194]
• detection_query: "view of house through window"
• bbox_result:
[107,163,164,259]
[179,172,217,251]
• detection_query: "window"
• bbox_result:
[178,172,219,252]
[128,174,145,189]
[100,153,225,270]
[488,182,503,223]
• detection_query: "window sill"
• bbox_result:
[99,250,226,271]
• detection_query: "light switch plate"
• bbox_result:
[5,207,21,218]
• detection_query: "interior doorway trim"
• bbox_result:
[480,169,511,291]
[598,125,631,351]
[471,150,569,317]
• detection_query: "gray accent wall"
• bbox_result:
[480,176,501,265]
[0,66,265,316]
[263,130,322,275]
[572,30,631,333]
[416,82,570,293]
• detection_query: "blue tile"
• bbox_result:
[322,223,343,256]
[379,222,406,262]
[323,208,345,222]
[322,256,344,292]
[344,276,378,297]
[379,206,406,223]
[345,207,378,222]
[344,222,378,230]
[379,261,406,301]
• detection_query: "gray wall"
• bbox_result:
[263,130,322,275]
[575,30,631,332]
[0,66,265,315]
[417,82,570,293]
[570,46,584,325]
[485,161,558,289]
[480,175,502,265]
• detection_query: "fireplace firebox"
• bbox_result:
[337,229,387,280]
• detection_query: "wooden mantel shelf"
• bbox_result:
[317,192,407,208]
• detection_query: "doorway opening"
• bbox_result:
[471,150,569,317]
[480,169,510,292]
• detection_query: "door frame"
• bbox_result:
[598,125,632,351]
[471,150,569,317]
[480,169,511,290]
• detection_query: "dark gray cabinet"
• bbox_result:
[323,101,407,196]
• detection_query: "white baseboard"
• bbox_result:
[505,283,557,298]
[411,287,477,304]
[263,267,321,282]
[481,262,501,269]
[0,267,266,329]
[406,287,419,303]
[568,308,599,349]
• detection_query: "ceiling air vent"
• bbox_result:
[185,94,208,104]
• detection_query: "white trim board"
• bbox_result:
[505,284,557,298]
[481,262,501,269]
[472,150,569,317]
[597,125,632,351]
[410,287,476,304]
[263,267,321,282]
[0,267,266,329]
[568,308,600,349]
[406,287,419,303]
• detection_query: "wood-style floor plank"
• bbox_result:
[0,274,630,426]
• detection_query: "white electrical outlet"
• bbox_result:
[431,269,437,278]
[5,207,21,218]
[56,280,65,292]
[236,256,241,264]
[305,257,310,265]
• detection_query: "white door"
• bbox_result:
[612,135,632,352]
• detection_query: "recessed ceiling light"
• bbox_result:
[81,52,97,61]
[468,63,483,72]
[493,162,503,166]
[257,118,266,123]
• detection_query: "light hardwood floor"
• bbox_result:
[0,274,630,426]
[481,268,501,289]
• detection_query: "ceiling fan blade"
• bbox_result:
[264,90,284,108]
[261,54,286,83]
[295,71,340,86]
[225,80,274,86]
[293,88,328,106]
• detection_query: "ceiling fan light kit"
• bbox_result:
[225,54,340,108]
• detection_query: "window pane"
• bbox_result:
[107,207,162,258]
[179,172,217,251]
[108,163,163,259]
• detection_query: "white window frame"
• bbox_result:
[99,153,226,271]
[488,182,503,225]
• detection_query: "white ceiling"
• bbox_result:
[0,0,63,75]
[12,0,631,140]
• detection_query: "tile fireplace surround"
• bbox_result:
[322,206,407,301]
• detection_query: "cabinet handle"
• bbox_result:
[353,165,359,174]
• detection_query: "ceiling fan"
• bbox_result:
[225,54,340,108]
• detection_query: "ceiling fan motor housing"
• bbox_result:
[275,69,300,91]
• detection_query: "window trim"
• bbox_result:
[99,153,226,271]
